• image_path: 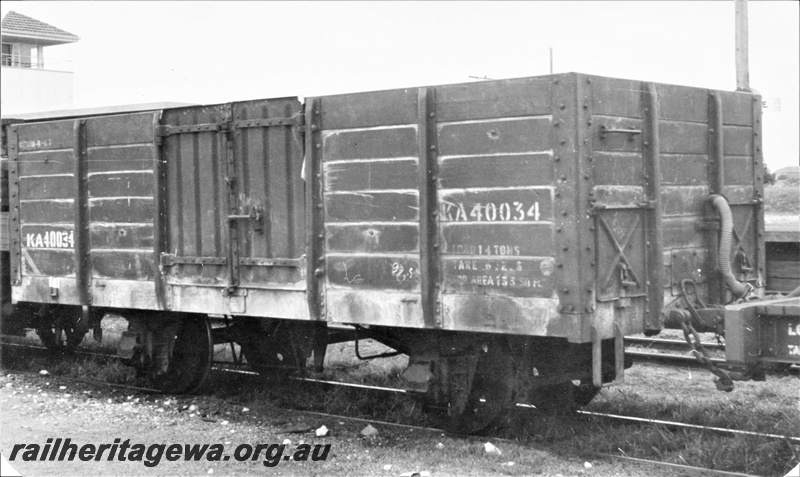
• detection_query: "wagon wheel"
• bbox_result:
[445,350,517,435]
[239,334,303,380]
[36,309,86,353]
[152,316,213,394]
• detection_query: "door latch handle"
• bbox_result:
[227,206,264,233]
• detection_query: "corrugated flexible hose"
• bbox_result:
[709,195,750,298]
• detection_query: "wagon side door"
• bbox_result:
[160,99,306,317]
[229,99,305,294]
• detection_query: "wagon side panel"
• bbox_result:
[320,89,424,328]
[319,78,572,336]
[9,112,162,309]
[435,78,562,336]
[85,113,161,308]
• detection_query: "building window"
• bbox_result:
[1,43,11,66]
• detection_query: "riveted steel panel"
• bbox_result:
[315,73,769,341]
[9,112,161,308]
[317,87,424,327]
[14,113,158,268]
[318,78,565,336]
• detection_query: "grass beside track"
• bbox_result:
[581,368,799,476]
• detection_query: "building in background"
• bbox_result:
[774,166,800,182]
[1,11,79,116]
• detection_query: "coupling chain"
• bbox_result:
[679,280,734,392]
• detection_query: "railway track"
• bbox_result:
[577,410,800,443]
[625,349,726,366]
[3,337,797,446]
[625,336,725,351]
[1,357,792,477]
[624,335,727,368]
[292,407,772,477]
[625,336,799,373]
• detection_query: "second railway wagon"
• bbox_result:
[2,72,784,432]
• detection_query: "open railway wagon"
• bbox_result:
[1,73,798,433]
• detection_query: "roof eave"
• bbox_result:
[1,31,79,45]
[2,34,78,46]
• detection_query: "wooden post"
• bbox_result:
[735,0,751,91]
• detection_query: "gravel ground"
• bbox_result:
[0,369,709,477]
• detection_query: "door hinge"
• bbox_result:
[233,113,304,129]
[155,123,221,137]
[156,114,304,140]
[160,254,227,267]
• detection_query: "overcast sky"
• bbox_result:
[1,1,798,169]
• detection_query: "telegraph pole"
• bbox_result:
[735,0,751,91]
[549,47,554,74]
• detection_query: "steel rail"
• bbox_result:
[280,406,775,477]
[284,376,800,445]
[0,339,118,358]
[289,376,408,394]
[0,366,161,393]
[625,349,726,366]
[294,409,442,434]
[578,410,800,443]
[593,453,757,477]
[625,336,724,350]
